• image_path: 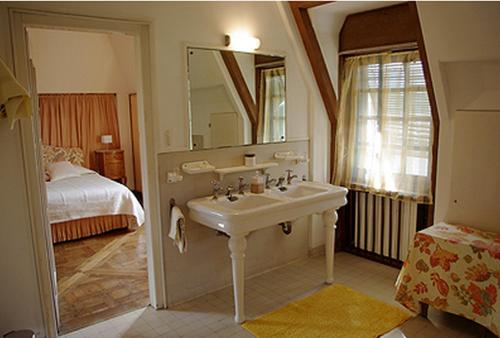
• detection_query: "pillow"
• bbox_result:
[47,161,88,182]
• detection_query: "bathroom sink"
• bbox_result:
[189,194,283,214]
[187,181,347,235]
[186,180,348,324]
[270,182,329,199]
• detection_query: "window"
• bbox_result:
[258,67,286,143]
[334,51,434,203]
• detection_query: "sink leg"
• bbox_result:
[323,209,338,284]
[228,233,247,324]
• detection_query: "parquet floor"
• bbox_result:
[54,227,149,334]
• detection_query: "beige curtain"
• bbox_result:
[39,93,121,169]
[257,67,286,143]
[333,51,434,203]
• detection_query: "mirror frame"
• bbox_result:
[184,43,288,151]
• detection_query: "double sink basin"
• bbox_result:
[187,180,348,323]
[187,181,348,236]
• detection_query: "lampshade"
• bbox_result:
[101,135,113,144]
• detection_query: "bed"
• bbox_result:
[43,144,145,243]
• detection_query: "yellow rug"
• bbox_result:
[242,284,412,338]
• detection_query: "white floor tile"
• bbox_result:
[61,253,487,338]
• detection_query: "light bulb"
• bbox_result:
[225,32,261,52]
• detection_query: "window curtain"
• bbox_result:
[39,93,121,169]
[257,67,286,143]
[333,51,434,203]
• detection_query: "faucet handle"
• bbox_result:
[286,169,293,174]
[211,180,223,199]
[238,176,248,195]
[265,173,276,189]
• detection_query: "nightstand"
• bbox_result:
[95,149,126,184]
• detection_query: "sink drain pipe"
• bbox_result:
[279,221,292,235]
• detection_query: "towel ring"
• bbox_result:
[169,198,176,212]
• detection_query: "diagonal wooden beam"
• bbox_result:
[292,1,333,10]
[408,2,440,225]
[220,50,258,143]
[289,2,338,179]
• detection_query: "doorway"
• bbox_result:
[10,9,165,337]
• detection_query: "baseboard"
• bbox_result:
[308,244,325,257]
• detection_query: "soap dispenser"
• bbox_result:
[250,171,265,194]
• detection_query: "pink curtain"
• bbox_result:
[39,93,121,169]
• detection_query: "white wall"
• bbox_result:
[159,141,310,304]
[0,2,313,335]
[190,86,240,148]
[0,4,46,336]
[446,111,500,232]
[8,2,310,153]
[234,52,256,101]
[27,28,137,189]
[417,1,500,231]
[2,1,498,335]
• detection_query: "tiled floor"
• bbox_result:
[62,252,485,338]
[54,227,149,334]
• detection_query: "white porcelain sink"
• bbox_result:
[188,181,347,235]
[186,181,348,324]
[269,182,329,199]
[189,194,283,214]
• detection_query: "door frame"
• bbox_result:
[9,8,166,337]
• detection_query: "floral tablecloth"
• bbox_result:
[395,222,500,335]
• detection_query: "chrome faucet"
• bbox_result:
[226,185,238,202]
[237,176,248,195]
[265,173,276,189]
[211,180,223,200]
[286,169,298,185]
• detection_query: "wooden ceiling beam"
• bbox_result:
[292,1,333,10]
[289,1,338,181]
[289,2,338,125]
[408,2,440,224]
[220,50,259,143]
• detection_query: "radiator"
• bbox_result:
[353,191,417,261]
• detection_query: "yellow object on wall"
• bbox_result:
[0,57,31,129]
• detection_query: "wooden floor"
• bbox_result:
[54,227,149,334]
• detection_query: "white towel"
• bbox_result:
[169,206,187,254]
[0,57,32,129]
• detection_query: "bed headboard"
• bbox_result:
[42,144,85,168]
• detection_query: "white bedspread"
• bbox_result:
[46,173,145,225]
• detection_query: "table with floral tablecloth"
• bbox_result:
[395,222,500,336]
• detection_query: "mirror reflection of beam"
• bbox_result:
[220,50,259,143]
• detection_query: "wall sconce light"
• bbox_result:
[224,32,261,52]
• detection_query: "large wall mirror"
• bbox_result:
[187,47,286,150]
